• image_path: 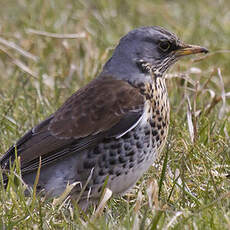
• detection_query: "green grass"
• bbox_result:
[0,0,230,229]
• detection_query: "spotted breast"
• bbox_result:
[69,76,170,203]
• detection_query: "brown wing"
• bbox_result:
[1,76,144,173]
[49,76,144,138]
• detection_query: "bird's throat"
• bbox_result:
[144,77,170,134]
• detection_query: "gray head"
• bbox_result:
[100,26,208,83]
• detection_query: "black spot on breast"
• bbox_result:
[157,125,162,130]
[126,151,135,157]
[161,130,164,135]
[129,157,135,162]
[150,120,156,127]
[158,117,162,122]
[124,143,130,151]
[152,130,158,136]
[156,110,160,115]
[145,129,150,135]
[119,156,126,163]
[130,139,135,145]
[134,133,139,140]
[129,163,135,169]
[137,157,144,164]
[146,94,152,100]
[156,135,160,142]
[136,141,143,149]
[116,171,121,176]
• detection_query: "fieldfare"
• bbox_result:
[0,26,208,208]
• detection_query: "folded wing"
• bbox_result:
[1,76,144,174]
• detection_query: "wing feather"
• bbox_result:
[1,76,145,173]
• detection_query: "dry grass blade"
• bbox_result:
[0,45,38,78]
[93,188,112,218]
[53,182,80,207]
[196,192,230,213]
[163,211,183,230]
[132,190,143,230]
[186,96,195,143]
[134,189,143,213]
[26,28,86,39]
[197,69,215,98]
[76,167,94,204]
[0,36,38,61]
[224,214,230,229]
[225,92,230,97]
[204,95,222,116]
[12,59,38,79]
[217,68,226,119]
[224,126,230,141]
[166,73,196,86]
[146,179,159,209]
[192,82,199,140]
[65,64,77,87]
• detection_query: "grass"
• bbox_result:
[0,0,230,229]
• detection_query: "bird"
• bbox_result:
[0,26,208,208]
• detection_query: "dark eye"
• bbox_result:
[159,41,171,52]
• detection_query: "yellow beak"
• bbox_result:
[175,44,208,57]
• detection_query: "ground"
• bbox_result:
[0,0,230,229]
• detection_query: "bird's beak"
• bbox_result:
[175,44,209,57]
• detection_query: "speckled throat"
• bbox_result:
[132,75,170,145]
[143,76,170,153]
[124,74,170,161]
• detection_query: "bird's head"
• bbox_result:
[101,26,208,84]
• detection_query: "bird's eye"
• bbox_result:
[159,41,171,52]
